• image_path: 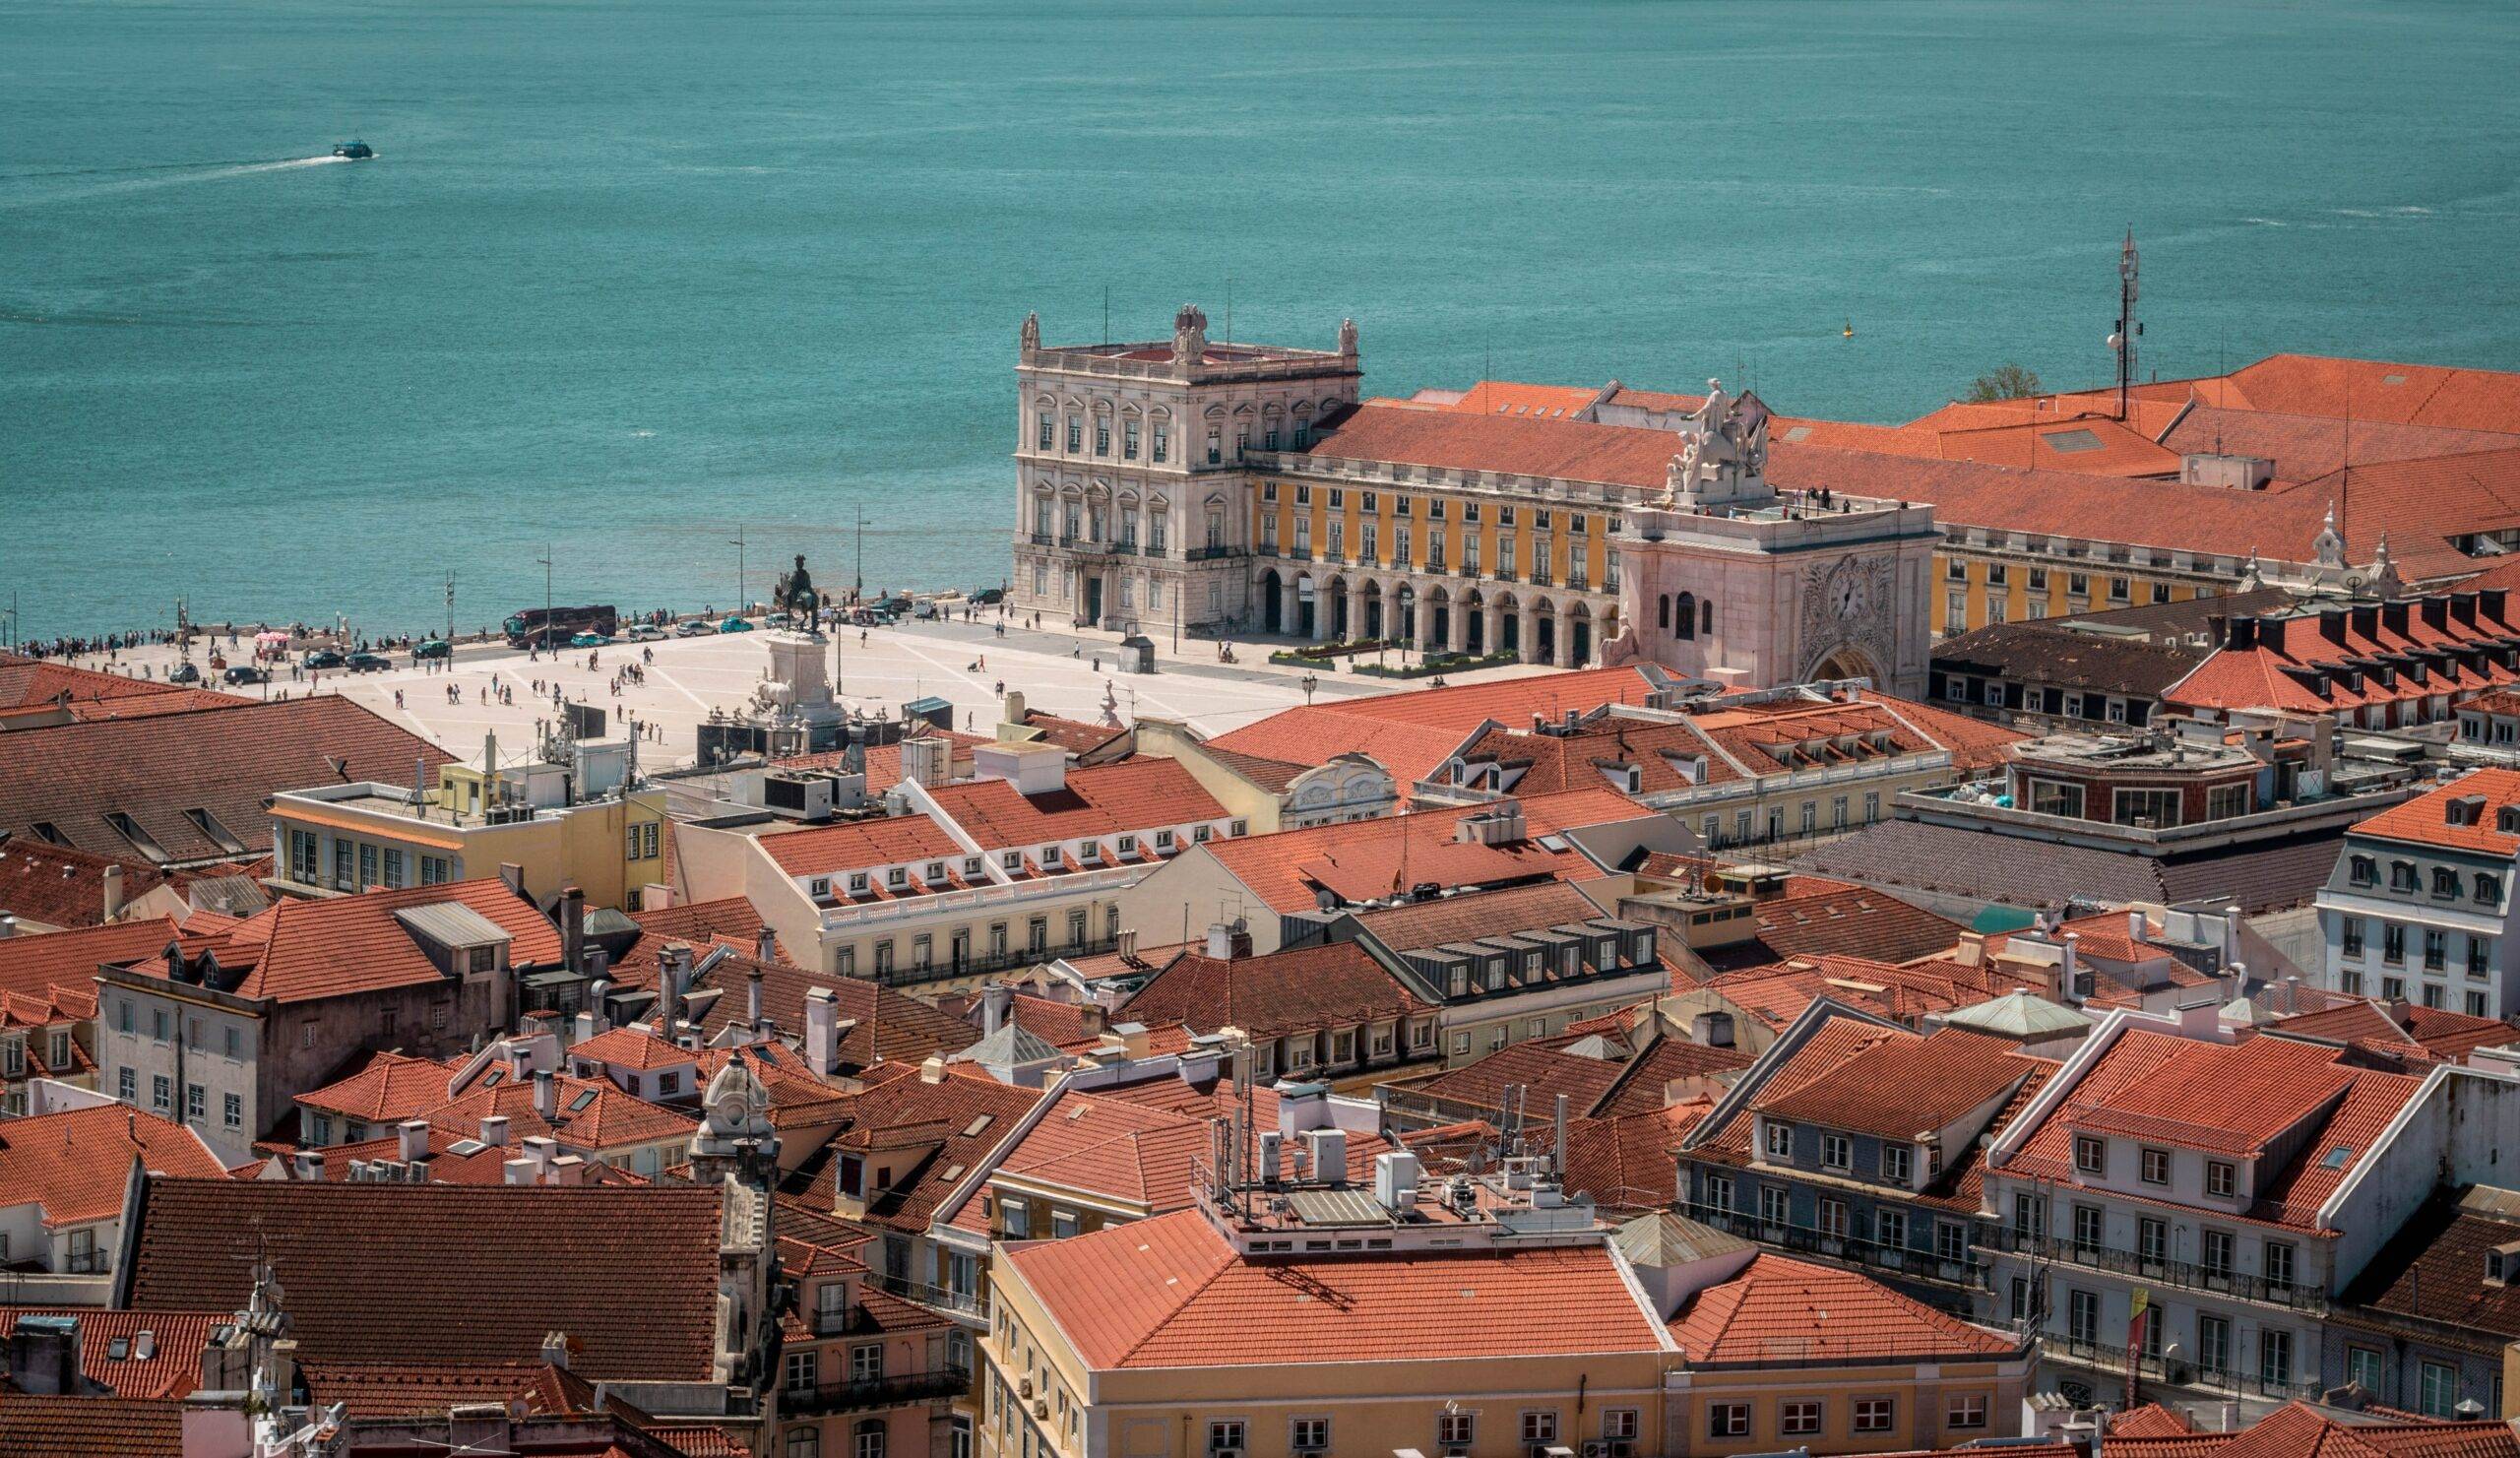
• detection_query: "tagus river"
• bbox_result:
[4,0,2517,641]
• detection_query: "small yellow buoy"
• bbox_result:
[1843,318,1855,340]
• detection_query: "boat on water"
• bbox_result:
[332,140,374,159]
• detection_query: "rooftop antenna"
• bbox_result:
[1102,285,1109,347]
[1225,275,1232,346]
[2112,228,2141,422]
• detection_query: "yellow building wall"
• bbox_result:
[1253,478,1610,588]
[1934,550,2222,636]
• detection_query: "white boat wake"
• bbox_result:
[0,153,352,210]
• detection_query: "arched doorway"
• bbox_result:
[1363,580,1385,640]
[1808,644,1883,685]
[1328,576,1351,640]
[1294,574,1317,639]
[1534,600,1557,666]
[1465,590,1486,654]
[1259,569,1284,635]
[1497,594,1521,659]
[1570,604,1593,667]
[1397,584,1418,646]
[1428,587,1450,652]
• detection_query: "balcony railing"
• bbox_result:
[1987,1229,2326,1313]
[2044,1334,2321,1403]
[868,1271,985,1317]
[1680,1201,1990,1292]
[876,936,1117,989]
[782,1365,971,1417]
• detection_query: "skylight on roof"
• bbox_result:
[964,1114,994,1137]
[1783,425,1814,443]
[2382,373,2408,387]
[568,1089,598,1112]
[2043,428,2105,454]
[2321,1145,2354,1170]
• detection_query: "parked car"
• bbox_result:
[970,587,1006,605]
[569,631,612,648]
[625,624,665,642]
[344,652,392,673]
[412,638,453,661]
[166,662,202,684]
[718,616,755,633]
[674,619,718,638]
[222,665,271,686]
[913,600,944,620]
[302,650,346,669]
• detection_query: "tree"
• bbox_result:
[1962,363,2043,403]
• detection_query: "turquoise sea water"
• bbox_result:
[5,0,2518,642]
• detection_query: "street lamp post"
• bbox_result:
[536,543,554,651]
[852,505,868,601]
[729,524,746,617]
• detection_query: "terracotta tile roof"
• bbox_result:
[1201,792,1636,915]
[1667,1251,2021,1364]
[2111,1403,2201,1438]
[1347,879,1611,951]
[294,1049,463,1123]
[125,1178,729,1381]
[755,814,967,878]
[2163,407,2520,481]
[0,916,179,1005]
[0,840,185,931]
[2223,354,2520,433]
[1002,1207,1665,1368]
[2007,1029,2423,1229]
[1588,1035,1754,1115]
[684,950,977,1070]
[0,697,451,867]
[0,654,247,722]
[158,877,562,1006]
[2103,1400,2520,1458]
[2351,768,2520,855]
[1558,1100,1712,1213]
[1011,709,1129,758]
[2265,998,2515,1066]
[1409,1042,1629,1119]
[2166,594,2520,715]
[0,1105,226,1229]
[1752,1027,2041,1140]
[1693,886,1969,974]
[0,1308,223,1399]
[1191,745,1311,793]
[1117,942,1427,1041]
[423,1069,699,1154]
[1202,666,1660,787]
[1428,380,1606,418]
[0,1394,183,1457]
[921,758,1226,848]
[1698,955,2007,1033]
[824,1067,1045,1235]
[298,1358,599,1419]
[995,1083,1391,1215]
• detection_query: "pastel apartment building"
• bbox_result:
[2318,767,2520,1019]
[678,748,1238,994]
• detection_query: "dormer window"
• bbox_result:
[2205,1160,2236,1198]
[1117,835,1137,855]
[848,872,870,895]
[1003,852,1024,871]
[1193,824,1212,843]
[1040,845,1059,864]
[887,867,909,888]
[1081,843,1102,863]
[963,856,983,877]
[1155,829,1174,850]
[809,877,832,899]
[924,861,945,881]
[1765,1122,1792,1159]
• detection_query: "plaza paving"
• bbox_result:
[98,614,1559,771]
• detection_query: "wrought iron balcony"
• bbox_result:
[781,1364,971,1417]
[1680,1201,1990,1292]
[2043,1334,2320,1403]
[1985,1228,2326,1313]
[868,1272,985,1316]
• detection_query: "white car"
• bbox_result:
[625,624,666,642]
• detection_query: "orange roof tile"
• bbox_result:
[1666,1252,2020,1363]
[756,815,967,877]
[1002,1207,1665,1369]
[922,758,1227,848]
[0,1394,183,1457]
[2351,767,2520,856]
[0,1105,226,1228]
[0,1307,223,1400]
[144,877,563,1005]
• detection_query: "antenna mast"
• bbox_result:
[2111,229,2141,422]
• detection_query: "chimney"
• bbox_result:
[900,736,950,790]
[479,1114,510,1147]
[503,1158,536,1185]
[586,975,611,1034]
[398,1120,428,1163]
[755,926,778,964]
[1205,921,1234,959]
[804,987,841,1074]
[2127,909,2147,945]
[2062,932,2081,1001]
[102,862,126,922]
[560,886,585,976]
[1276,1081,1332,1137]
[658,943,688,1032]
[498,862,526,895]
[2228,616,2257,650]
[4,1315,80,1395]
[1116,928,1138,962]
[746,962,765,1032]
[540,1332,571,1371]
[981,983,1013,1036]
[533,1069,557,1123]
[1305,1126,1348,1184]
[918,1054,948,1084]
[1229,921,1253,959]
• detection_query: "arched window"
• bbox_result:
[1701,597,1716,635]
[1658,595,1671,630]
[1675,592,1697,641]
[852,1419,887,1458]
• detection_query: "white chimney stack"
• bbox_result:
[102,862,126,921]
[479,1114,510,1147]
[398,1120,428,1163]
[981,983,1013,1036]
[804,986,841,1074]
[533,1069,557,1122]
[1205,922,1233,959]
